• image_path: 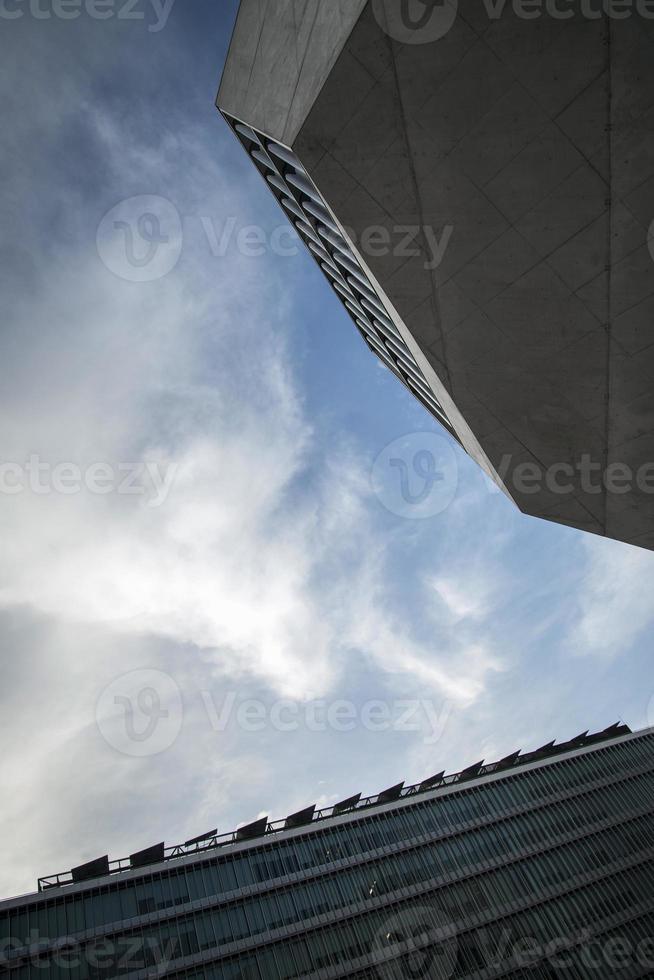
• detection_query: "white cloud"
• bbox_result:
[0,17,518,899]
[343,562,501,705]
[571,536,654,659]
[0,128,503,710]
[430,574,497,621]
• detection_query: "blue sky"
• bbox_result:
[1,0,653,898]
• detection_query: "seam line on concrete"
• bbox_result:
[283,0,321,145]
[385,36,454,393]
[246,1,267,99]
[604,12,613,536]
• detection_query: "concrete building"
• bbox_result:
[1,723,653,978]
[217,0,654,551]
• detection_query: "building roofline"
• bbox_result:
[5,722,646,904]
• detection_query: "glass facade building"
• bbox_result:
[2,724,654,979]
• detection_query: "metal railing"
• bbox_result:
[37,723,631,892]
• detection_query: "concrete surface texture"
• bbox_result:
[218,0,654,551]
[217,0,367,146]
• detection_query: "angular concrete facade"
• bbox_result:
[218,0,654,551]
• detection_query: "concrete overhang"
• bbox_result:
[218,0,654,551]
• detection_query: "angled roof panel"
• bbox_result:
[217,0,367,145]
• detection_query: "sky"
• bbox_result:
[1,0,654,900]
